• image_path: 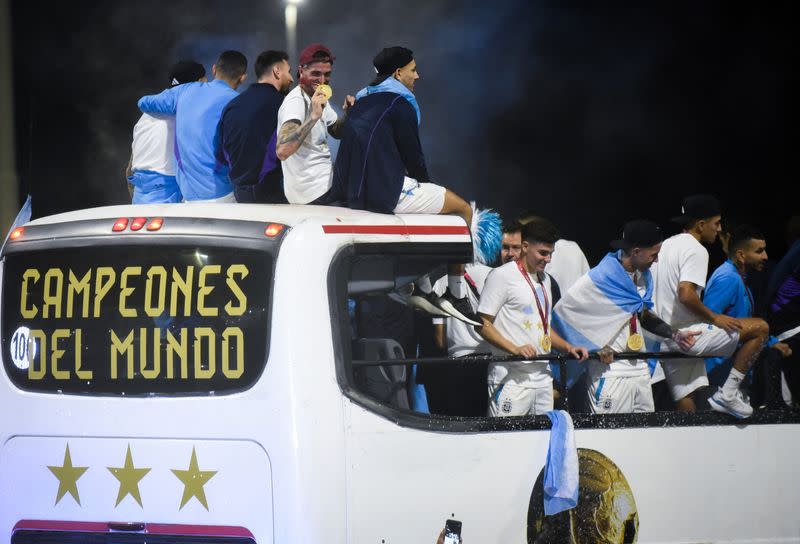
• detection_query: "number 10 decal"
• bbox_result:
[10,326,36,370]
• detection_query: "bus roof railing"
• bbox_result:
[351,351,729,410]
[351,351,721,367]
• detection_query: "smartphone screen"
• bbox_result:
[443,519,462,544]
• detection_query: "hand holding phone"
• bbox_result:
[443,519,462,544]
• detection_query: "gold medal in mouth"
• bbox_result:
[317,84,332,99]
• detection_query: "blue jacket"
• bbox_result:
[330,92,430,213]
[219,83,284,202]
[138,80,238,200]
[705,260,752,319]
[704,259,776,375]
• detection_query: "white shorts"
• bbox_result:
[660,323,739,401]
[393,177,446,214]
[587,373,654,414]
[487,382,553,417]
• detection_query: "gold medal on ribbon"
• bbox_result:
[627,333,644,351]
[317,84,333,99]
[541,335,552,353]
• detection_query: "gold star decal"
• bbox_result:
[172,447,217,510]
[523,319,533,330]
[107,445,151,507]
[537,322,544,331]
[48,444,88,505]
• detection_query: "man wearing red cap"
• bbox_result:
[276,44,354,204]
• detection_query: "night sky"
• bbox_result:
[9,0,795,263]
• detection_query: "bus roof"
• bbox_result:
[25,203,468,230]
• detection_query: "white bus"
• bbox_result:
[1,203,798,543]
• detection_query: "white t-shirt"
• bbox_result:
[433,264,493,358]
[131,113,176,175]
[277,85,338,204]
[477,261,554,387]
[546,239,590,295]
[652,233,709,328]
[587,270,649,380]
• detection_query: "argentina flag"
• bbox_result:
[552,252,654,385]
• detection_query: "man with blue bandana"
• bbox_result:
[330,46,485,325]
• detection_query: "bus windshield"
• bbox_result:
[1,244,273,396]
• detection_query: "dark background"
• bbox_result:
[9,0,795,263]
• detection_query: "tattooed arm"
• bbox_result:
[276,88,327,161]
[276,118,316,161]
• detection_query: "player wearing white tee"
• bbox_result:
[515,214,590,293]
[547,239,590,295]
[276,44,355,204]
[590,267,655,414]
[653,195,767,417]
[583,221,700,414]
[126,61,207,204]
[427,263,494,416]
[477,220,589,417]
[433,264,493,358]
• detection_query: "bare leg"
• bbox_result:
[731,318,769,373]
[440,189,472,227]
[675,395,697,412]
[441,190,471,278]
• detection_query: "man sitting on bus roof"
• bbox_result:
[328,46,491,326]
[275,44,354,205]
[138,50,248,202]
[126,60,207,204]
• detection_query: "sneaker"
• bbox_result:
[433,291,482,326]
[708,388,754,419]
[389,289,450,317]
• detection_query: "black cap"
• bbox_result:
[373,46,414,76]
[169,61,206,87]
[611,220,663,250]
[671,194,722,225]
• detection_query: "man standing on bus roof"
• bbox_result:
[275,44,355,204]
[126,60,207,204]
[477,220,589,416]
[653,195,769,417]
[138,50,248,202]
[553,220,700,414]
[220,50,294,203]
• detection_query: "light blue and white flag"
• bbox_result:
[543,410,578,515]
[552,252,654,385]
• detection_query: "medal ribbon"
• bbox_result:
[517,260,549,335]
[629,314,638,335]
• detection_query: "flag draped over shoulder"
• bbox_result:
[552,252,654,350]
